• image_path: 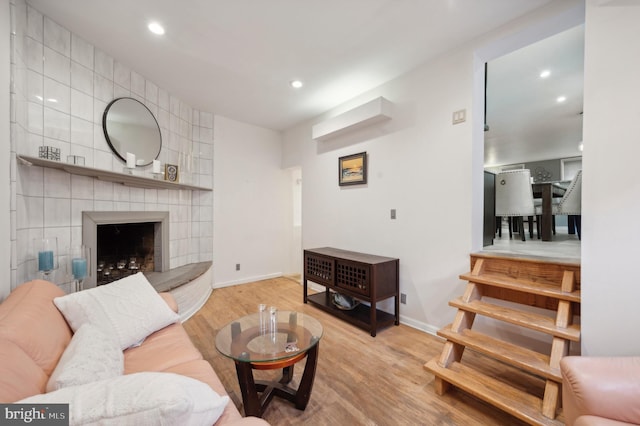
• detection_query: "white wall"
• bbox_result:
[0,0,11,300]
[287,167,302,277]
[213,115,290,287]
[284,49,475,332]
[581,0,640,356]
[283,0,585,335]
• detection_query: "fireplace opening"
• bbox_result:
[96,222,155,286]
[83,211,169,289]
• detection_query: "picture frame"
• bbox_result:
[338,152,367,186]
[165,164,179,182]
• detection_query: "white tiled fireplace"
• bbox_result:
[9,0,214,291]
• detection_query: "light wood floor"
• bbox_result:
[183,277,539,426]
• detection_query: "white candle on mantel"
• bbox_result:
[126,152,136,168]
[153,160,162,174]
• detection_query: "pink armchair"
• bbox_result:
[561,356,640,425]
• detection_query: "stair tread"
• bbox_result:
[424,358,563,426]
[459,272,580,302]
[438,325,561,381]
[449,298,581,341]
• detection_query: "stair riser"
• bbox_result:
[470,254,580,291]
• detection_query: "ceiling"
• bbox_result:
[485,24,585,167]
[27,0,557,133]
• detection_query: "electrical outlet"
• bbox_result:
[235,263,240,271]
[400,293,407,304]
[390,209,396,219]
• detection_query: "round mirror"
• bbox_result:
[102,97,162,166]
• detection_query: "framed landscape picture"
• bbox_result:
[338,152,367,186]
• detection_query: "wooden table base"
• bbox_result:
[234,343,320,418]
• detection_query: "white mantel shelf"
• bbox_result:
[17,155,212,191]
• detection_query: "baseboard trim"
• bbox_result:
[399,316,441,337]
[214,272,283,289]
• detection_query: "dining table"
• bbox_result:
[532,181,567,241]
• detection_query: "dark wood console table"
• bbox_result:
[303,247,399,337]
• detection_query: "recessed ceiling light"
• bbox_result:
[290,80,303,89]
[556,96,567,103]
[578,142,584,152]
[540,70,551,78]
[148,22,165,35]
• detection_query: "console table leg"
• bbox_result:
[370,299,377,337]
[295,343,320,410]
[395,263,400,325]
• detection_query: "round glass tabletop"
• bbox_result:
[215,311,323,363]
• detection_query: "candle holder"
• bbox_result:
[152,159,164,180]
[70,245,90,292]
[258,304,267,335]
[34,237,58,279]
[269,306,278,344]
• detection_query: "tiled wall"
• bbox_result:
[9,0,213,291]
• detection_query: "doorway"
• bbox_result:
[471,4,585,257]
[288,167,302,278]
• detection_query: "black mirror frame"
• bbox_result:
[102,97,162,167]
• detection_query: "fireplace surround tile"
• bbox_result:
[71,175,94,199]
[71,33,93,71]
[43,16,70,57]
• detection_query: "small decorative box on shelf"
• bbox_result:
[38,146,60,161]
[303,247,399,337]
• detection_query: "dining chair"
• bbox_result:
[536,170,582,239]
[495,169,536,241]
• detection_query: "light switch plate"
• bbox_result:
[452,109,466,124]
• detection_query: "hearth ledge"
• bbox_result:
[147,261,212,322]
[145,261,212,293]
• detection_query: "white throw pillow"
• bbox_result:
[20,372,229,426]
[47,324,124,392]
[53,272,180,350]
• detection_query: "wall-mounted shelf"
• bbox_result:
[17,155,212,191]
[312,96,392,141]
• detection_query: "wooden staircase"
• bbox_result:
[424,253,581,425]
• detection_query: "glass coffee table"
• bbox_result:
[215,311,323,418]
